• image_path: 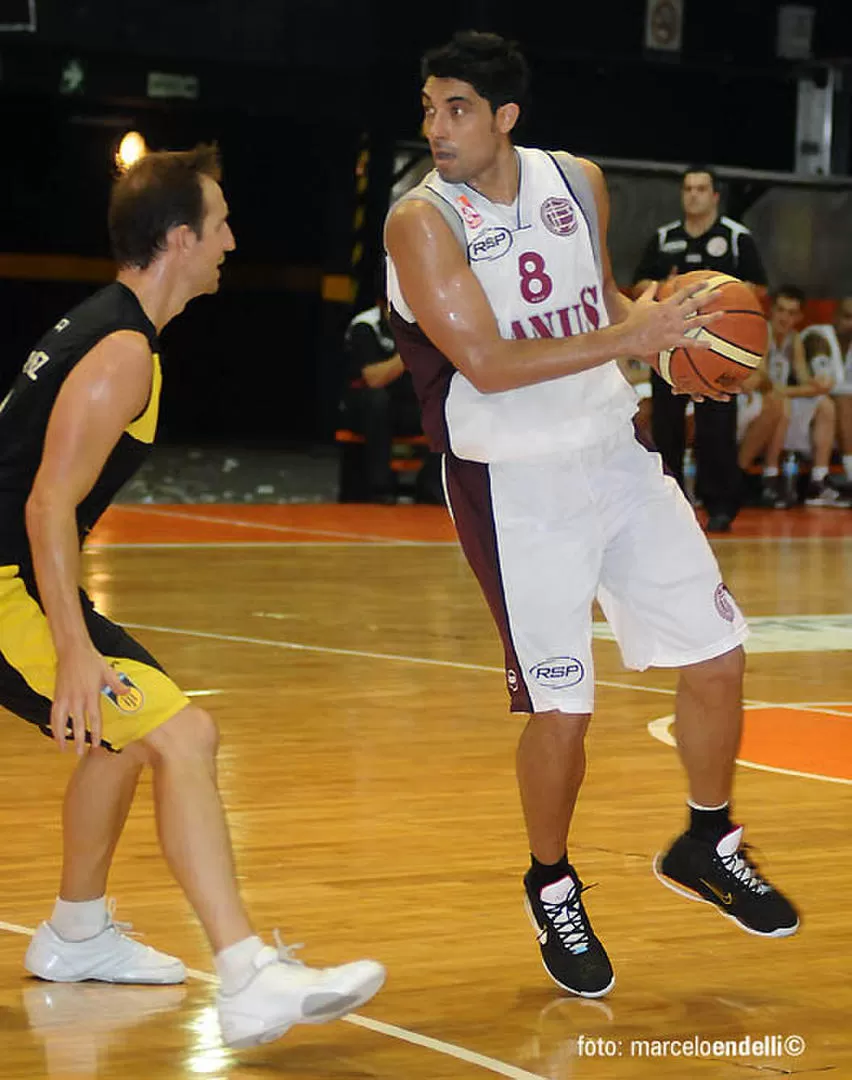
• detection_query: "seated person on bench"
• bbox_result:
[339,296,441,504]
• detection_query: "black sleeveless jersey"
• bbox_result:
[0,282,162,565]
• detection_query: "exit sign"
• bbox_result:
[0,0,36,31]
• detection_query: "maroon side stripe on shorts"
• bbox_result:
[443,453,533,713]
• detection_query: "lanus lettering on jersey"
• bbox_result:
[510,284,601,339]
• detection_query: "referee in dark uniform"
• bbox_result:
[634,166,767,532]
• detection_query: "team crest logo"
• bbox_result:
[103,674,145,713]
[706,235,728,257]
[507,668,519,691]
[456,194,483,230]
[714,583,736,623]
[540,197,578,237]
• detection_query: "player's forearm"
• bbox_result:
[25,494,90,656]
[781,384,823,398]
[361,355,405,389]
[465,322,629,394]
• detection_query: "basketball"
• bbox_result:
[653,270,767,395]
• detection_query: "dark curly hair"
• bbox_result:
[421,31,530,114]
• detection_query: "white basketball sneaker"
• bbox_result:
[25,909,186,985]
[218,936,386,1049]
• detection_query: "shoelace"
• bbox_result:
[272,928,306,965]
[105,898,143,939]
[719,845,771,895]
[540,884,596,954]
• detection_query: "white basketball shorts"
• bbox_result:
[443,425,748,714]
[736,392,763,442]
[784,396,821,453]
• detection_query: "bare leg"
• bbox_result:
[59,744,146,901]
[142,706,253,953]
[516,710,590,863]
[763,396,790,470]
[811,395,836,469]
[738,396,787,470]
[673,647,744,806]
[835,396,852,455]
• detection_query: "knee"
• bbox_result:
[526,709,591,741]
[142,706,220,764]
[681,645,744,694]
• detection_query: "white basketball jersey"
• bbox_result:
[799,324,849,388]
[387,147,636,463]
[766,330,795,387]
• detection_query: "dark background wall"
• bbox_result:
[0,0,849,445]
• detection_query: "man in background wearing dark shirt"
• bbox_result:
[340,298,441,503]
[634,166,768,532]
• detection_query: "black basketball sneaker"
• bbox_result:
[523,866,615,997]
[653,825,799,937]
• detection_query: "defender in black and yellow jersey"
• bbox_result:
[0,282,190,748]
[0,146,384,1049]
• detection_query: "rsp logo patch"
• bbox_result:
[529,657,584,690]
[468,226,513,262]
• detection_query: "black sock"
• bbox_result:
[688,802,734,844]
[527,852,572,890]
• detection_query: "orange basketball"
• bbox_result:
[653,270,767,395]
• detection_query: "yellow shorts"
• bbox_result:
[0,564,190,750]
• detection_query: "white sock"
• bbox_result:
[49,896,108,942]
[812,465,829,483]
[215,935,265,994]
[687,798,729,812]
[762,465,779,478]
[844,454,852,480]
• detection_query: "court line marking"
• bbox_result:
[84,535,851,550]
[0,921,547,1080]
[647,714,852,786]
[85,541,453,550]
[115,505,435,545]
[123,620,852,720]
[121,621,680,698]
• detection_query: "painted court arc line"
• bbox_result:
[0,921,547,1080]
[647,715,852,786]
[116,505,430,545]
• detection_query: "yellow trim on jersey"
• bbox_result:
[125,351,162,444]
[0,564,189,749]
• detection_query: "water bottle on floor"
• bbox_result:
[782,451,799,505]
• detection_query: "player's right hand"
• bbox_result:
[51,644,127,754]
[623,280,722,357]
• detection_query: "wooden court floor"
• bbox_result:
[0,503,850,1079]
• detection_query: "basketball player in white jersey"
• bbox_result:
[801,297,852,489]
[385,31,799,999]
[765,286,847,506]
